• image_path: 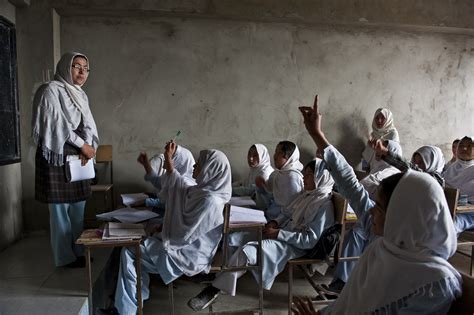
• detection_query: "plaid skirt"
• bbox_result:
[35,143,91,203]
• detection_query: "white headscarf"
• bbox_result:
[245,144,274,186]
[413,145,445,173]
[443,159,474,203]
[267,143,303,196]
[161,149,232,250]
[150,154,165,177]
[371,108,399,142]
[287,159,335,230]
[32,52,99,165]
[331,171,461,314]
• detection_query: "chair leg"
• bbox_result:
[471,245,474,277]
[168,282,174,315]
[288,264,293,315]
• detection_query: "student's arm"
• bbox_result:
[299,95,374,218]
[164,141,175,173]
[278,201,334,249]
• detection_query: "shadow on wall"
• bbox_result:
[336,115,366,167]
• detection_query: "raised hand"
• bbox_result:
[137,152,149,166]
[371,139,389,157]
[164,141,177,172]
[299,95,322,136]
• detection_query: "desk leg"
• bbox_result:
[258,226,263,315]
[86,247,93,315]
[135,244,143,315]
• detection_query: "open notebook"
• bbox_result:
[229,205,267,224]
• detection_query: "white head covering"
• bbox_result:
[32,52,99,166]
[161,149,231,250]
[287,159,335,230]
[150,154,165,177]
[245,144,274,186]
[332,171,461,314]
[172,145,195,179]
[280,144,304,172]
[371,108,399,142]
[443,159,474,203]
[413,145,445,173]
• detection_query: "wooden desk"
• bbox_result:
[76,229,143,315]
[456,204,474,213]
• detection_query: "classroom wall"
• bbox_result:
[16,0,474,230]
[0,0,23,251]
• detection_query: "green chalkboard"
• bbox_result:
[0,16,21,166]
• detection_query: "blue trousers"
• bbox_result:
[455,213,474,234]
[48,201,86,266]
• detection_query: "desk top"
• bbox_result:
[76,229,142,247]
[457,204,474,213]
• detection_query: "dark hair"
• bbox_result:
[379,172,405,212]
[278,141,296,159]
[460,136,472,144]
[452,139,460,145]
[304,160,317,173]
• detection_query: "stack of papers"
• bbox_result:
[229,196,257,207]
[102,222,146,240]
[229,205,267,224]
[121,193,149,207]
[96,208,159,223]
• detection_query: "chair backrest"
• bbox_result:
[444,187,459,218]
[332,191,348,259]
[96,145,113,162]
[448,271,474,314]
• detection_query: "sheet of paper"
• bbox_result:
[96,207,159,223]
[230,205,266,224]
[229,196,257,207]
[121,193,149,207]
[68,158,95,182]
[102,222,145,240]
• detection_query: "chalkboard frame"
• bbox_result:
[0,16,21,166]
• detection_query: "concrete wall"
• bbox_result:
[16,0,474,230]
[0,0,23,250]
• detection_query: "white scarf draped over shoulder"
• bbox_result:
[245,143,274,186]
[443,159,474,203]
[161,149,232,250]
[414,145,445,173]
[32,52,99,166]
[371,108,399,142]
[331,171,461,314]
[172,145,195,179]
[287,158,335,230]
[267,144,303,193]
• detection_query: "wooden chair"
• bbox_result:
[445,187,474,276]
[448,271,474,315]
[92,145,114,208]
[287,192,349,314]
[167,204,264,315]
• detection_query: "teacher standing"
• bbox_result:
[32,52,99,268]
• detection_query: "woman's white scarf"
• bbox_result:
[32,52,99,166]
[331,171,461,314]
[161,149,231,250]
[443,159,474,203]
[267,144,303,195]
[245,144,274,186]
[414,145,445,173]
[370,108,399,142]
[287,159,334,230]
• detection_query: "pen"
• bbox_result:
[172,130,181,142]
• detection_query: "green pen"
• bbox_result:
[172,130,181,142]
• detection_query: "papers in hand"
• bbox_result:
[66,156,95,182]
[102,222,145,240]
[230,205,267,224]
[229,196,257,208]
[121,193,149,207]
[96,207,159,223]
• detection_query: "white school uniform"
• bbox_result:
[115,149,231,315]
[212,159,335,294]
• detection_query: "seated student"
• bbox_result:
[255,141,304,221]
[137,144,195,208]
[232,143,274,209]
[113,142,231,315]
[187,158,335,311]
[373,141,445,187]
[297,96,461,314]
[443,136,474,233]
[360,139,402,200]
[445,138,460,171]
[361,108,400,171]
